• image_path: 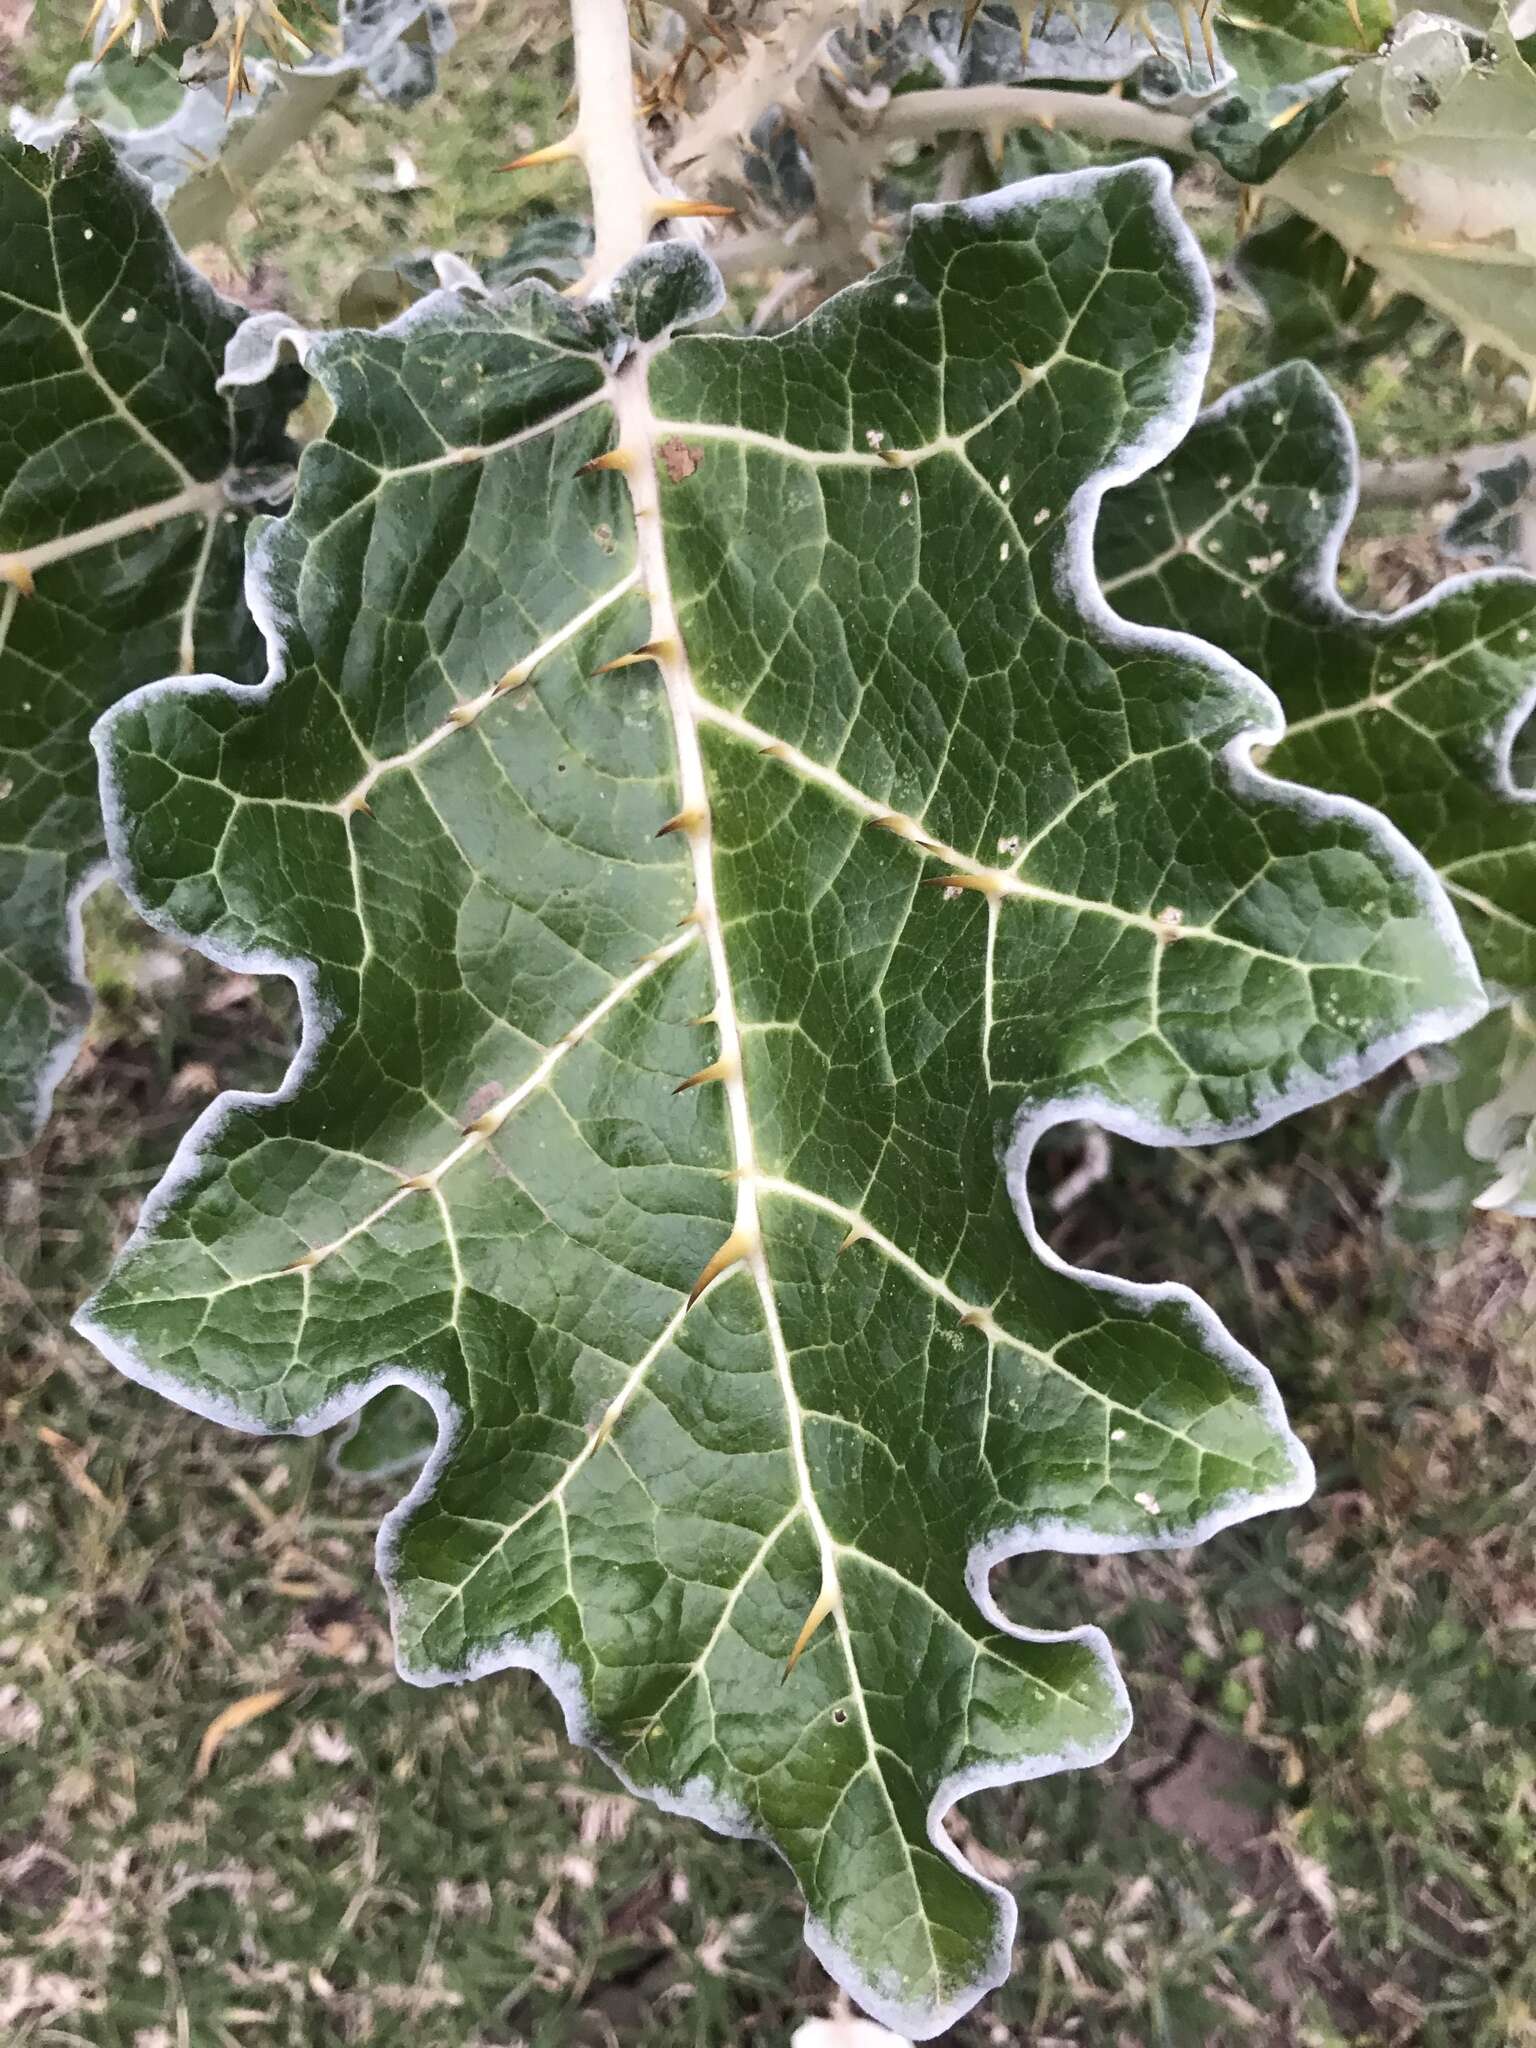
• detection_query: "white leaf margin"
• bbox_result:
[72,162,1486,2040]
[1142,358,1536,1243]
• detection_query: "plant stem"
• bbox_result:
[1357,439,1536,507]
[879,85,1195,154]
[570,0,655,280]
[166,69,347,248]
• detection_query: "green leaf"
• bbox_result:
[1097,358,1536,1233]
[1235,210,1423,369]
[1096,357,1536,992]
[79,166,1479,2035]
[0,129,298,1157]
[1191,54,1348,184]
[1269,16,1536,372]
[1443,450,1535,565]
[1379,998,1536,1244]
[1216,0,1390,60]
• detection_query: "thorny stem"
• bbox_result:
[880,84,1195,154]
[568,0,849,1676]
[570,0,656,282]
[166,67,346,246]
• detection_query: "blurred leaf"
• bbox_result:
[1379,1000,1536,1243]
[1098,357,1536,1229]
[1443,450,1536,565]
[1235,210,1423,367]
[1271,16,1536,373]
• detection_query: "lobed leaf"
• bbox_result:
[1097,358,1536,994]
[0,130,298,1157]
[79,165,1479,2033]
[1097,357,1536,1230]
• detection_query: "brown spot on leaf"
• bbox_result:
[657,437,702,484]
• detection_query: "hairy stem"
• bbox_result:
[570,0,655,280]
[880,84,1195,153]
[1358,438,1536,507]
[166,69,347,247]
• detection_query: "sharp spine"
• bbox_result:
[866,812,934,848]
[922,871,1004,896]
[656,807,707,839]
[650,196,736,220]
[593,638,674,674]
[782,1577,839,1682]
[673,1056,736,1095]
[499,133,582,172]
[687,1226,754,1307]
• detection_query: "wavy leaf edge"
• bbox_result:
[73,161,1485,2038]
[1191,359,1536,842]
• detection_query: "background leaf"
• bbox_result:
[1234,210,1423,369]
[1270,17,1536,374]
[0,129,298,1157]
[1097,357,1536,1226]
